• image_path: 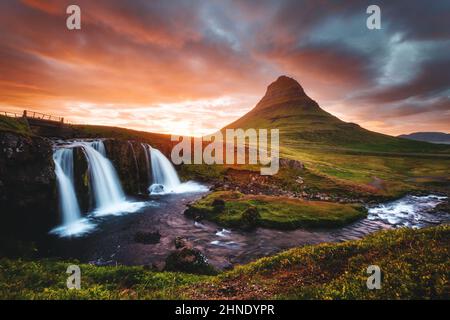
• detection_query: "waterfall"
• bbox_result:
[80,141,126,213]
[91,140,106,156]
[141,143,151,183]
[51,139,151,236]
[143,144,207,194]
[50,148,95,237]
[148,145,181,193]
[53,148,81,225]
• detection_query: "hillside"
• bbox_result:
[224,76,450,154]
[399,132,450,145]
[218,76,450,198]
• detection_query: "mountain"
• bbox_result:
[398,132,450,145]
[223,76,448,153]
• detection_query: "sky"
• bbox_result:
[0,0,449,136]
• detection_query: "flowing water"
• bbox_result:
[47,191,449,269]
[51,140,149,237]
[50,148,95,237]
[79,141,128,215]
[143,144,207,194]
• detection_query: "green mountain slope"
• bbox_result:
[224,76,449,154]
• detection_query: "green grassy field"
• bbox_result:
[1,226,447,299]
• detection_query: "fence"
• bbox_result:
[1,110,66,123]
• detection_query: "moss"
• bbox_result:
[186,191,367,229]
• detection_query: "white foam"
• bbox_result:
[50,218,96,238]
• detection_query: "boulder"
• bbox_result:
[241,206,261,230]
[165,247,216,275]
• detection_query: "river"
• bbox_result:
[45,193,449,270]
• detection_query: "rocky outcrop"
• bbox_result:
[165,238,216,275]
[0,131,57,253]
[103,139,150,195]
[72,146,91,213]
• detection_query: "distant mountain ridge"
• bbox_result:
[398,132,450,145]
[223,76,449,153]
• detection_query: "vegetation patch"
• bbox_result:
[188,225,450,299]
[1,226,448,299]
[0,115,31,135]
[185,191,367,229]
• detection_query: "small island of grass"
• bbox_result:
[185,191,367,229]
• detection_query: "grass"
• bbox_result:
[0,259,209,299]
[185,191,367,229]
[188,225,450,299]
[0,115,31,135]
[283,147,450,198]
[1,226,448,299]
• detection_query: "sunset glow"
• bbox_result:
[1,0,449,136]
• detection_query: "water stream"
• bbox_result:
[48,191,449,269]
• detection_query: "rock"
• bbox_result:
[165,247,216,275]
[134,231,161,244]
[149,183,164,194]
[103,139,148,195]
[0,131,57,254]
[280,158,304,170]
[241,206,261,230]
[212,198,225,212]
[174,236,188,249]
[184,205,205,221]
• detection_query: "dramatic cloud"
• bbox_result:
[0,0,448,136]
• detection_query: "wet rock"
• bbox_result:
[174,236,188,249]
[165,247,217,275]
[134,231,161,244]
[149,183,164,194]
[241,206,260,230]
[184,205,205,221]
[72,146,91,213]
[429,200,450,213]
[0,131,57,254]
[103,139,148,195]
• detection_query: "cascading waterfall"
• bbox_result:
[50,148,95,237]
[80,141,127,214]
[53,148,81,225]
[91,140,106,155]
[144,144,207,194]
[141,143,151,183]
[51,139,205,237]
[149,145,181,193]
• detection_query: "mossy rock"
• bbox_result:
[165,248,217,275]
[241,206,260,230]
